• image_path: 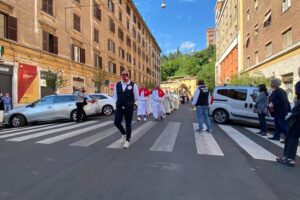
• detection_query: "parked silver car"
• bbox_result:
[3,94,100,127]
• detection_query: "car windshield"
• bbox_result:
[30,96,55,106]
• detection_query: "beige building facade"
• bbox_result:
[242,0,300,101]
[0,0,161,107]
[160,76,197,97]
[214,0,243,85]
[206,28,216,47]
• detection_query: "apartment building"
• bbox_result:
[214,0,242,85]
[0,0,161,107]
[206,28,216,47]
[242,0,300,101]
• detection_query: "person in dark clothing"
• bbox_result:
[0,90,4,111]
[276,97,300,167]
[268,78,291,141]
[73,87,85,123]
[192,80,212,133]
[114,70,139,149]
[255,84,269,136]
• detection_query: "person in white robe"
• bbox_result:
[137,84,150,121]
[151,85,165,121]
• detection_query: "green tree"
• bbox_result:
[229,73,270,86]
[44,69,68,92]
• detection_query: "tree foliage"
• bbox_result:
[160,45,216,90]
[43,69,68,91]
[229,73,270,86]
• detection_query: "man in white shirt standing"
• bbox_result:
[114,70,139,148]
[192,80,212,133]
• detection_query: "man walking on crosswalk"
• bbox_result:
[114,70,139,148]
[192,80,212,133]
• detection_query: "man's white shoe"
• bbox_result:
[120,135,126,145]
[123,141,130,148]
[137,117,141,121]
[143,117,147,121]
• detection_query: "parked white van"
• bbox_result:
[209,86,275,125]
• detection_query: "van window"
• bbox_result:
[217,89,247,101]
[90,95,107,100]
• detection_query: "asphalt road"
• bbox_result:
[0,104,299,200]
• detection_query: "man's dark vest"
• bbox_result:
[196,85,209,106]
[116,81,135,108]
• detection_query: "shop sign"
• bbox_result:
[0,64,13,75]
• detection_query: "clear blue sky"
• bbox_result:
[134,0,216,55]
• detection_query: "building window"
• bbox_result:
[119,0,122,4]
[255,51,259,64]
[254,24,259,36]
[108,39,115,53]
[247,10,250,21]
[265,42,272,57]
[73,14,81,32]
[133,15,137,23]
[108,61,116,74]
[127,53,131,63]
[138,21,141,30]
[109,18,115,33]
[42,0,53,16]
[263,11,271,28]
[94,2,101,21]
[254,0,258,9]
[0,14,17,41]
[282,28,292,49]
[72,45,85,63]
[94,28,99,43]
[119,11,122,21]
[118,28,124,41]
[119,47,125,59]
[74,0,80,4]
[108,0,114,13]
[42,30,58,54]
[282,0,291,13]
[126,36,131,48]
[245,33,250,48]
[132,27,136,38]
[94,55,102,69]
[120,65,125,75]
[126,4,131,16]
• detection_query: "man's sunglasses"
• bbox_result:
[122,74,129,76]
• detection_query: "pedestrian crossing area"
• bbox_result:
[0,120,296,162]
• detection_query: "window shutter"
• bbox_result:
[42,31,48,51]
[71,45,74,61]
[7,16,17,41]
[53,36,58,54]
[80,48,85,63]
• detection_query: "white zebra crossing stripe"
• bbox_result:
[70,121,137,147]
[6,121,96,142]
[70,127,118,147]
[0,124,52,135]
[150,122,181,152]
[0,123,74,139]
[245,127,300,157]
[219,125,277,161]
[193,123,224,156]
[36,121,113,144]
[107,121,156,149]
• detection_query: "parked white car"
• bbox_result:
[89,93,116,116]
[209,86,274,125]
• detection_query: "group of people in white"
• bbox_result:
[136,84,180,122]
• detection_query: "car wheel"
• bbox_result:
[213,109,229,124]
[10,115,26,127]
[71,110,87,121]
[102,105,113,116]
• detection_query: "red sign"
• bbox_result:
[18,64,37,103]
